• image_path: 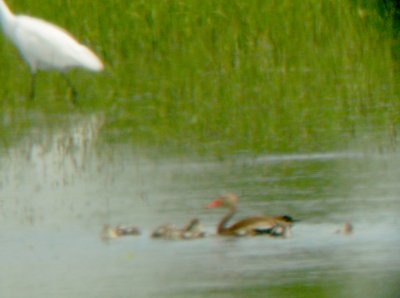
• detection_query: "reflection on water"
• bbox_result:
[0,115,399,298]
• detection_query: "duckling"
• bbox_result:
[151,223,175,239]
[151,218,205,240]
[181,218,206,240]
[101,224,141,241]
[335,222,353,235]
[101,224,121,240]
[117,224,141,236]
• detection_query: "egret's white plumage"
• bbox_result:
[0,0,103,100]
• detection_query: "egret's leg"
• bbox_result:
[30,72,36,100]
[61,73,78,104]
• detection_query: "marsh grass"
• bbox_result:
[0,0,399,155]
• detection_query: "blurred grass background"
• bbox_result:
[0,0,399,156]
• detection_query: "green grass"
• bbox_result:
[0,0,399,156]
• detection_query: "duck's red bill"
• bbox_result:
[206,199,223,208]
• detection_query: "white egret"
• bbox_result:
[0,0,103,101]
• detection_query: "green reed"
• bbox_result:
[0,0,399,155]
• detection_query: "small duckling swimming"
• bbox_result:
[151,223,175,239]
[181,218,206,240]
[335,222,353,235]
[117,225,141,236]
[101,224,141,241]
[151,218,205,240]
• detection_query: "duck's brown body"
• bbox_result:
[207,193,296,238]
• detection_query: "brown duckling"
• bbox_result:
[151,218,205,240]
[335,222,353,235]
[101,224,141,240]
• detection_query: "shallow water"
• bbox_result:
[0,116,399,298]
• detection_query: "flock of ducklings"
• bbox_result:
[100,193,353,241]
[102,218,205,241]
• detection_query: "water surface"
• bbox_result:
[0,116,399,298]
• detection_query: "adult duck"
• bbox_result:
[207,193,297,238]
